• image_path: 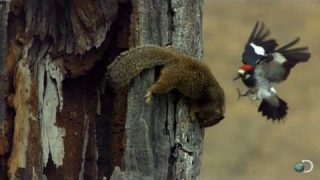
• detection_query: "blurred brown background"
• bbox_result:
[201,0,320,179]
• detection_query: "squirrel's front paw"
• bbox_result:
[145,91,153,104]
[189,104,200,123]
[189,110,198,123]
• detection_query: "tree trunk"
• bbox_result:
[0,0,207,179]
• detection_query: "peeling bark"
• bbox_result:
[38,55,66,167]
[8,44,33,179]
[24,0,118,54]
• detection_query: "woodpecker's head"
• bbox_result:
[234,64,256,87]
[238,64,254,77]
[234,64,254,79]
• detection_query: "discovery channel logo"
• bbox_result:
[294,160,314,173]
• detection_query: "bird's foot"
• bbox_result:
[252,96,259,101]
[236,88,249,100]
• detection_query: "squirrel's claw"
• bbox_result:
[145,91,153,104]
[189,110,197,123]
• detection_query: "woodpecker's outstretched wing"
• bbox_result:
[258,37,311,82]
[242,21,278,66]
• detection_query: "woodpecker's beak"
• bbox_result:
[233,75,241,81]
[234,68,246,81]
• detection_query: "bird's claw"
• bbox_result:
[236,88,248,100]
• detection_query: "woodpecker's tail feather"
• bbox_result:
[258,97,288,121]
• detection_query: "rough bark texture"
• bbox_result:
[0,0,211,179]
[0,2,9,180]
[110,0,205,180]
[0,1,9,129]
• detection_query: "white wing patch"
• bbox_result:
[270,86,277,94]
[250,43,266,55]
[272,52,287,64]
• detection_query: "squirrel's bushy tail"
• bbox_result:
[106,45,180,88]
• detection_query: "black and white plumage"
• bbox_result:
[242,21,278,66]
[262,38,310,82]
[236,21,311,121]
[237,64,288,121]
[254,65,288,120]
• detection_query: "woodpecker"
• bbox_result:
[236,64,289,120]
[235,21,311,121]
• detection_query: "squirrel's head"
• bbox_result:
[198,85,225,128]
[197,107,225,128]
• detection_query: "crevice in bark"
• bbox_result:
[97,1,132,179]
[167,0,174,45]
